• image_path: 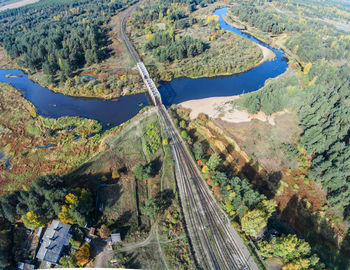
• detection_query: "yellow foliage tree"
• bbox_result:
[303,63,312,75]
[241,199,277,238]
[22,211,45,230]
[282,258,311,270]
[112,169,120,179]
[58,205,74,224]
[75,243,90,267]
[65,193,79,207]
[145,33,154,40]
[206,15,219,24]
[202,165,210,175]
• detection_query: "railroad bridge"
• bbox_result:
[136,62,162,106]
[121,5,162,106]
[120,5,259,269]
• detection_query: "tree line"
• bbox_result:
[145,32,207,62]
[0,0,134,82]
[169,106,326,269]
[0,174,94,268]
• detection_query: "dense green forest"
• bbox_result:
[145,32,206,62]
[235,0,350,221]
[0,0,134,82]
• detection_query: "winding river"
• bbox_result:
[159,7,288,105]
[0,7,287,128]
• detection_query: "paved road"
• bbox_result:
[120,4,260,269]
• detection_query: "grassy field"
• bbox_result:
[0,82,110,192]
[67,112,194,269]
[129,2,263,82]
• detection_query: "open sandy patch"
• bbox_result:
[257,44,275,65]
[0,0,39,11]
[180,95,286,126]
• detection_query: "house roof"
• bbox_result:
[17,262,35,270]
[111,232,121,242]
[36,220,72,264]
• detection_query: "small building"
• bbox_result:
[36,220,72,265]
[110,232,122,243]
[88,227,95,236]
[17,262,35,270]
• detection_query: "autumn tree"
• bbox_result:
[58,205,74,224]
[75,243,90,267]
[98,224,111,239]
[241,199,277,238]
[58,188,93,226]
[22,211,46,230]
[258,234,322,269]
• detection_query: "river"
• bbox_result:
[158,7,288,106]
[0,69,148,128]
[0,7,287,128]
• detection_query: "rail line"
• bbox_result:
[120,3,259,269]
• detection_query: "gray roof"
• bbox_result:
[111,232,121,242]
[17,262,35,270]
[36,220,72,264]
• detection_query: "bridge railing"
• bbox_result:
[137,62,162,106]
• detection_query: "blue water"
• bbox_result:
[0,151,11,170]
[158,7,288,106]
[80,75,97,80]
[37,144,57,148]
[0,69,148,128]
[336,25,350,32]
[0,7,288,129]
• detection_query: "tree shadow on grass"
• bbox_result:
[239,162,282,198]
[155,189,175,212]
[109,210,138,240]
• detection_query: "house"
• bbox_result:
[17,262,35,270]
[110,232,122,243]
[36,220,72,265]
[88,227,95,237]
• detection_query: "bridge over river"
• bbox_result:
[121,5,259,270]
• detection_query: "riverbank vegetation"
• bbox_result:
[0,0,146,99]
[0,82,109,193]
[169,105,326,269]
[208,0,350,267]
[128,0,263,81]
[0,107,194,268]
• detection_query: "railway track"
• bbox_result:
[158,106,258,270]
[120,4,259,269]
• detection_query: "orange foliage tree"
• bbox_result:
[74,243,90,267]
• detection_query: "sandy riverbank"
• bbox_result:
[257,44,275,64]
[180,95,286,126]
[0,0,39,11]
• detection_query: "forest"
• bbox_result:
[0,0,134,82]
[145,32,206,62]
[130,0,263,81]
[170,106,326,269]
[0,175,94,268]
[234,0,350,221]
